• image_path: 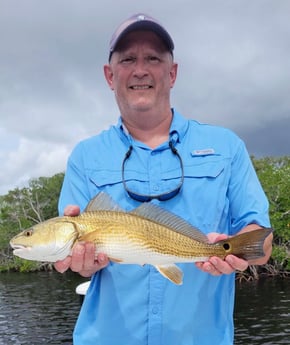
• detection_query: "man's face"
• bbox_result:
[104,31,177,115]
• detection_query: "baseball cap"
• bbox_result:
[109,13,174,60]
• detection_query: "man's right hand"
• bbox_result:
[54,204,109,277]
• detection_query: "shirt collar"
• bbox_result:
[168,109,189,144]
[116,108,189,145]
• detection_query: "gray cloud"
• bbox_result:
[0,0,289,194]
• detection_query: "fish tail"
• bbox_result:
[220,228,272,261]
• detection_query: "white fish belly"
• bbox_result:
[95,242,209,265]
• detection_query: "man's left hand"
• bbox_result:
[195,233,249,276]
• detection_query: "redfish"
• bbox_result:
[10,192,272,284]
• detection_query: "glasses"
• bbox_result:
[122,141,184,202]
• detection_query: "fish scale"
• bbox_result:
[10,192,272,285]
[78,211,221,260]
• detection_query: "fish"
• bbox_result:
[10,192,272,285]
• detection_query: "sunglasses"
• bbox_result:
[122,141,184,202]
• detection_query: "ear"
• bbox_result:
[170,63,178,88]
[103,64,114,90]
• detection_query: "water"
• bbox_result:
[0,272,86,345]
[234,278,290,344]
[0,272,289,344]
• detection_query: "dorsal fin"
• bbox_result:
[84,192,124,212]
[130,203,209,243]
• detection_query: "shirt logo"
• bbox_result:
[192,149,215,156]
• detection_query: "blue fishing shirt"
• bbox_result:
[59,110,270,345]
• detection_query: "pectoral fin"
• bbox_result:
[155,264,183,285]
[78,231,99,242]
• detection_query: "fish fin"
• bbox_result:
[220,228,273,261]
[155,264,183,285]
[78,230,99,242]
[84,192,124,212]
[131,203,208,243]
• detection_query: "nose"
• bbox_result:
[133,59,149,78]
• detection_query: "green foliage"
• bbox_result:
[0,173,64,272]
[271,245,290,271]
[253,156,289,238]
[252,156,290,273]
[9,256,41,272]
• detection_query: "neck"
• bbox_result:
[122,110,173,148]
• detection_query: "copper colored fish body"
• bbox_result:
[10,192,272,284]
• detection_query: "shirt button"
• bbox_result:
[153,185,159,191]
[152,307,159,314]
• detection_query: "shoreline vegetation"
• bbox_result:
[1,157,289,280]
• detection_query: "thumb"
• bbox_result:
[207,232,228,243]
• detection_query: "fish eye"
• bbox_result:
[223,243,231,251]
[25,229,33,237]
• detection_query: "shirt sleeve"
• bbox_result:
[228,139,271,233]
[58,142,92,215]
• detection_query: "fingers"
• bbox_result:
[70,242,109,277]
[70,242,87,272]
[195,232,249,276]
[225,255,249,272]
[64,205,81,216]
[195,260,223,276]
[206,232,228,243]
[195,255,249,276]
[195,259,226,276]
[56,204,109,277]
[54,242,109,277]
[54,256,72,273]
[195,233,232,276]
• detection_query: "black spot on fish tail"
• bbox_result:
[222,243,231,251]
[220,228,273,261]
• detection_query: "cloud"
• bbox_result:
[0,137,68,193]
[0,0,289,195]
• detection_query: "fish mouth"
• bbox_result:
[10,244,30,251]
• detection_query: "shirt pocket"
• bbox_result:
[185,158,229,199]
[161,157,226,181]
[87,168,150,199]
[88,169,123,188]
[184,159,226,179]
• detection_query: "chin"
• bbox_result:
[131,101,154,112]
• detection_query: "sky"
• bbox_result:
[0,0,289,195]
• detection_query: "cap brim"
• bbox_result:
[109,17,174,60]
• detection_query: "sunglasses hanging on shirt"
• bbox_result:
[122,141,184,202]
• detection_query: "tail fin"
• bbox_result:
[220,228,272,261]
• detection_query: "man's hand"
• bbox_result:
[195,233,249,276]
[54,204,109,277]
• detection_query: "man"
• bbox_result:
[55,13,273,345]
